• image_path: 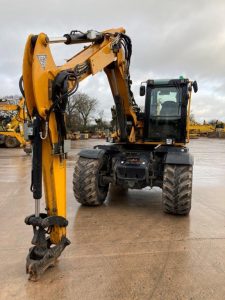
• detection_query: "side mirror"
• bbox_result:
[192,81,198,93]
[140,85,146,96]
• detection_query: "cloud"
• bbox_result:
[0,0,224,121]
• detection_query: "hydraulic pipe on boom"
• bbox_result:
[21,28,139,280]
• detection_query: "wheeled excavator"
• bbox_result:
[21,27,198,280]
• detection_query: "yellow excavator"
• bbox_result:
[189,121,225,138]
[0,98,31,153]
[21,27,198,280]
[189,121,214,138]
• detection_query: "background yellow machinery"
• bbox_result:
[0,98,31,151]
[189,121,225,138]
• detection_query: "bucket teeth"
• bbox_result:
[26,236,70,281]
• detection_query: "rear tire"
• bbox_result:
[5,136,20,148]
[73,156,109,206]
[162,164,193,215]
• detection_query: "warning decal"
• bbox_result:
[37,54,47,70]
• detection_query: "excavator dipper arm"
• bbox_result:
[21,28,138,280]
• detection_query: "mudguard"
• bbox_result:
[164,151,194,165]
[78,148,106,159]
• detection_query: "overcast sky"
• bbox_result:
[0,0,224,122]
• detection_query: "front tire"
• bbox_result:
[73,156,109,206]
[5,136,20,148]
[162,164,193,215]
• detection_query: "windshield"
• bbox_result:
[150,87,181,119]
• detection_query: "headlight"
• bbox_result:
[166,138,173,145]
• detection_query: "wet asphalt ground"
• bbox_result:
[0,138,225,300]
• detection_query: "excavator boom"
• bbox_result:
[21,28,138,280]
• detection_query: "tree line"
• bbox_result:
[66,92,111,132]
[1,92,112,133]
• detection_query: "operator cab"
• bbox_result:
[140,78,198,144]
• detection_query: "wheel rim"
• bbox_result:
[5,137,19,147]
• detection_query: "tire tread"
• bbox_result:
[162,164,193,215]
[73,157,108,206]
